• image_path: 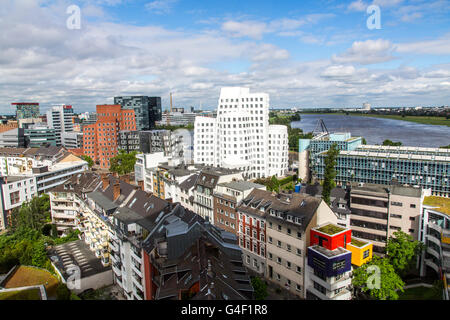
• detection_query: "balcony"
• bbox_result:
[132,275,144,292]
[309,271,352,292]
[131,263,143,278]
[112,262,122,276]
[307,285,351,300]
[426,247,441,260]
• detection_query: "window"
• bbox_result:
[391,201,403,207]
[287,244,291,252]
[409,217,415,221]
[296,248,302,256]
[268,237,272,244]
[297,232,302,239]
[277,257,281,264]
[410,204,416,208]
[278,225,282,231]
[286,261,291,269]
[277,240,282,248]
[332,259,346,271]
[363,249,370,259]
[296,266,302,274]
[287,228,291,235]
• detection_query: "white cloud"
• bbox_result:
[332,39,396,65]
[145,0,178,15]
[396,34,450,55]
[221,20,268,40]
[348,0,367,12]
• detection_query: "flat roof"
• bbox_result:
[423,196,450,215]
[48,240,111,279]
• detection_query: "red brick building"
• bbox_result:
[82,105,136,169]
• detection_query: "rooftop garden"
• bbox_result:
[423,196,450,215]
[3,266,59,298]
[350,238,367,247]
[316,224,345,235]
[0,288,42,300]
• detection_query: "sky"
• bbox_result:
[1,0,450,114]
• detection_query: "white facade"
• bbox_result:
[61,132,83,149]
[46,105,74,146]
[194,87,288,179]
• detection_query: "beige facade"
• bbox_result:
[266,199,337,298]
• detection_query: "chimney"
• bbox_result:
[101,173,109,190]
[137,180,144,191]
[121,174,130,184]
[113,181,121,201]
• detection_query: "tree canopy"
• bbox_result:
[382,139,402,146]
[322,143,339,205]
[81,155,94,168]
[352,256,404,300]
[251,277,268,300]
[109,150,138,175]
[386,230,423,275]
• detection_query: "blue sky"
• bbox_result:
[1,0,450,113]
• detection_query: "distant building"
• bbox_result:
[12,103,40,120]
[156,112,196,126]
[194,87,289,179]
[46,105,74,146]
[0,128,26,148]
[61,132,83,149]
[24,125,57,147]
[114,96,162,130]
[299,131,450,197]
[362,102,371,111]
[82,105,136,169]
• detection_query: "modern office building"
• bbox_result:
[12,102,40,120]
[194,87,289,179]
[118,131,140,153]
[24,125,57,147]
[61,132,83,149]
[0,128,26,148]
[299,131,450,197]
[82,105,136,169]
[349,183,428,255]
[418,196,450,300]
[114,96,162,131]
[157,112,196,126]
[46,105,75,146]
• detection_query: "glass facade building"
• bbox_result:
[114,96,162,131]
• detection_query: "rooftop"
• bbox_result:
[48,240,111,279]
[350,238,369,248]
[218,180,265,191]
[315,223,346,235]
[423,196,450,215]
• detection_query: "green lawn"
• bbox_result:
[300,112,450,127]
[0,288,42,300]
[398,286,442,300]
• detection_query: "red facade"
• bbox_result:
[310,228,352,251]
[238,213,266,257]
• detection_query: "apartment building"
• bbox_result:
[82,105,136,169]
[134,152,170,194]
[177,173,198,212]
[349,183,427,255]
[305,223,373,300]
[193,167,243,224]
[141,204,253,300]
[263,192,337,297]
[0,176,37,230]
[418,196,450,300]
[194,87,289,179]
[46,105,75,146]
[213,181,266,236]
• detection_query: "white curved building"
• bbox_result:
[194,87,288,179]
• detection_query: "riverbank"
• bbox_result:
[300,112,450,127]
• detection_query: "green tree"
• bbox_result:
[10,194,50,232]
[382,139,402,146]
[109,150,138,175]
[352,256,404,300]
[268,175,280,193]
[251,277,268,300]
[386,230,424,275]
[322,143,339,205]
[362,138,367,145]
[56,283,71,300]
[81,155,94,168]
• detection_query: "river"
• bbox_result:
[291,114,450,148]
